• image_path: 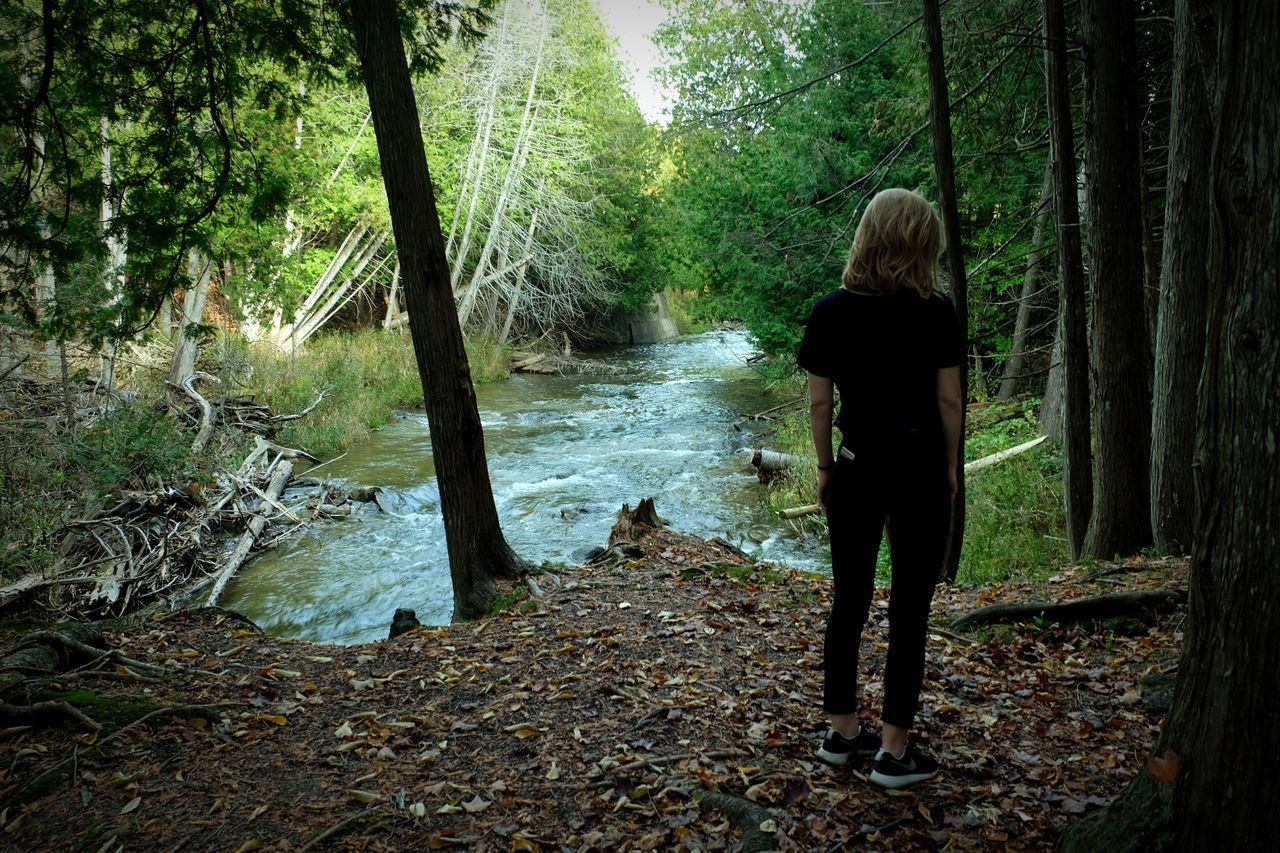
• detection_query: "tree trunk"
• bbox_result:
[1079,0,1154,559]
[1060,4,1280,847]
[921,0,969,584]
[998,162,1053,401]
[498,211,538,346]
[348,0,527,620]
[168,252,213,387]
[1042,0,1093,559]
[1150,0,1213,554]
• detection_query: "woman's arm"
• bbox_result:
[937,366,963,499]
[808,373,836,508]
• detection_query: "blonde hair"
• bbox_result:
[841,188,943,298]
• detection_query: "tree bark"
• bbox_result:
[1079,0,1154,558]
[921,0,969,584]
[348,0,526,620]
[1060,3,1280,848]
[168,252,212,387]
[998,162,1053,401]
[1149,0,1213,553]
[1042,0,1092,559]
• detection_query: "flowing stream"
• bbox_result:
[222,329,829,644]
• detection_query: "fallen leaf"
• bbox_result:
[503,722,541,739]
[1147,747,1182,783]
[462,795,491,814]
[410,802,426,818]
[233,842,262,853]
[348,790,380,804]
[545,761,561,781]
[334,722,353,738]
[120,797,141,815]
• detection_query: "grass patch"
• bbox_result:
[489,583,534,615]
[958,399,1067,585]
[240,330,424,459]
[240,329,511,459]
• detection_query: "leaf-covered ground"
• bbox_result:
[1,527,1184,851]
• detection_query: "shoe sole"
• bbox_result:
[817,746,880,766]
[869,767,939,788]
[816,746,850,766]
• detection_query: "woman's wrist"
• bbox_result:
[817,462,834,472]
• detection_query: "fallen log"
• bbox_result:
[950,588,1186,631]
[778,504,821,520]
[750,448,794,484]
[205,458,294,606]
[965,434,1047,474]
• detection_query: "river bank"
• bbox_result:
[0,518,1185,851]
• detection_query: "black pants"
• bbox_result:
[823,433,950,729]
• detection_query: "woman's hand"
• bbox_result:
[817,468,834,510]
[947,466,958,502]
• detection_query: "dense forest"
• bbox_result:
[1,0,1277,848]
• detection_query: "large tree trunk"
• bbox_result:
[921,0,969,583]
[1079,0,1153,559]
[1149,0,1213,554]
[1042,0,1092,559]
[998,162,1053,401]
[1060,3,1280,848]
[348,0,526,620]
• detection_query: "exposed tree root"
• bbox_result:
[0,700,100,732]
[14,703,239,801]
[691,786,778,852]
[299,805,391,852]
[950,588,1186,631]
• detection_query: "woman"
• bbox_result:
[797,188,963,789]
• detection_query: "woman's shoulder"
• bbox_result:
[807,287,854,317]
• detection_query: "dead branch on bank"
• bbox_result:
[0,434,351,621]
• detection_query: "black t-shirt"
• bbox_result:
[797,287,964,447]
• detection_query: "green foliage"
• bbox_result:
[648,0,1053,390]
[958,402,1067,585]
[66,407,198,499]
[1,397,208,579]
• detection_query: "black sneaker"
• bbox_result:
[869,744,939,788]
[816,726,880,766]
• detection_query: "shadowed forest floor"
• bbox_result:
[0,527,1184,851]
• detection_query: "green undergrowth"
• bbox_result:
[236,330,423,459]
[0,399,218,579]
[763,391,1066,586]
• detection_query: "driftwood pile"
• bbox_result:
[0,436,353,620]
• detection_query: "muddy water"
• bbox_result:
[222,330,829,644]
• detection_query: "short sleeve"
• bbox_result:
[934,294,964,368]
[797,298,835,377]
